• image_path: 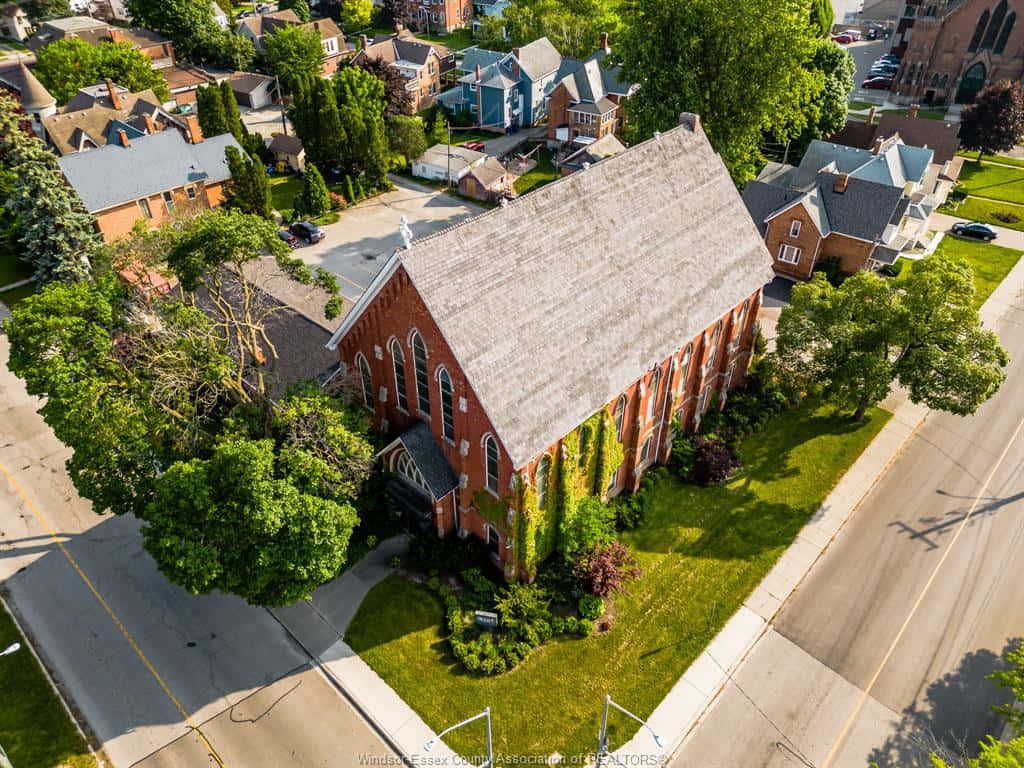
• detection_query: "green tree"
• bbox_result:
[264,24,325,94]
[126,0,253,69]
[386,114,427,166]
[219,79,245,142]
[34,39,170,104]
[289,75,346,174]
[809,0,835,37]
[358,55,414,117]
[279,0,312,21]
[214,30,256,71]
[223,145,272,219]
[334,65,389,188]
[297,162,331,218]
[196,83,229,138]
[786,38,856,155]
[776,256,1008,421]
[989,646,1024,735]
[932,736,1024,768]
[338,0,373,30]
[620,0,823,182]
[498,0,622,59]
[20,0,69,20]
[559,496,615,564]
[960,80,1024,162]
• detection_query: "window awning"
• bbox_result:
[376,421,459,501]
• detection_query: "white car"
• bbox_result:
[842,29,863,41]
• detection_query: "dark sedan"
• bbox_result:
[952,221,998,241]
[278,229,299,248]
[862,76,894,90]
[289,220,326,244]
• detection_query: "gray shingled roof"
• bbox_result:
[815,171,904,241]
[392,421,459,499]
[741,181,803,236]
[391,122,774,468]
[793,139,933,190]
[58,130,242,212]
[514,37,562,80]
[461,46,507,73]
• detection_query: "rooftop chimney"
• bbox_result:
[105,78,122,110]
[678,112,701,133]
[867,106,876,124]
[600,32,610,54]
[475,63,481,81]
[109,27,123,44]
[834,173,849,194]
[183,114,203,144]
[907,103,920,118]
[142,113,156,134]
[116,128,130,147]
[359,33,368,50]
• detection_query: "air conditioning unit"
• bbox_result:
[457,527,469,539]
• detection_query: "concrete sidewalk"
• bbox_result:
[614,231,1024,764]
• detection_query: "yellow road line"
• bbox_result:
[819,410,1024,768]
[0,461,226,768]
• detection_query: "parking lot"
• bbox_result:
[290,176,487,306]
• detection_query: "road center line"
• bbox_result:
[819,410,1024,768]
[0,460,227,768]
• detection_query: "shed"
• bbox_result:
[230,72,277,110]
[268,133,304,172]
[458,156,510,201]
[412,143,485,183]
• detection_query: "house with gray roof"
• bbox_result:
[326,115,772,579]
[352,30,453,111]
[58,127,242,242]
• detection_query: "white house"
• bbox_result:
[413,143,486,183]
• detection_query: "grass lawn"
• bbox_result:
[513,146,557,196]
[415,28,474,51]
[898,236,1023,309]
[269,174,341,226]
[0,253,30,288]
[847,99,878,111]
[956,160,1024,205]
[347,401,891,762]
[891,106,948,120]
[956,151,1024,168]
[941,195,1024,233]
[0,602,97,768]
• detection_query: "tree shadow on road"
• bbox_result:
[866,637,1021,768]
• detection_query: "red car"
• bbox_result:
[831,34,854,44]
[463,141,486,151]
[862,76,894,90]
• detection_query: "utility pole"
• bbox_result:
[275,74,287,136]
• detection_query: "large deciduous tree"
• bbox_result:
[264,24,325,94]
[357,55,414,117]
[382,0,419,29]
[786,39,856,156]
[35,39,170,104]
[959,80,1024,162]
[278,0,312,21]
[20,0,70,20]
[776,256,1008,421]
[386,114,427,166]
[337,0,373,30]
[809,0,835,37]
[619,0,823,183]
[125,0,253,69]
[495,0,622,59]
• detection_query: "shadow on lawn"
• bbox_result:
[866,637,1020,768]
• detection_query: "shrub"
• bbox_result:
[577,541,641,598]
[691,432,741,485]
[388,554,401,568]
[754,328,767,356]
[994,211,1021,224]
[461,567,497,610]
[813,257,844,287]
[365,534,378,550]
[560,496,616,563]
[578,594,604,620]
[668,428,697,480]
[882,259,905,277]
[536,557,586,607]
[328,191,346,211]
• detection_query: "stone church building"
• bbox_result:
[326,117,773,581]
[892,0,1022,106]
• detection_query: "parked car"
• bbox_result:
[880,54,901,63]
[278,229,299,248]
[862,76,894,90]
[952,221,998,241]
[870,63,898,73]
[842,29,862,40]
[869,66,898,77]
[463,141,486,151]
[289,220,326,244]
[832,33,855,44]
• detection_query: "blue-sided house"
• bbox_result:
[438,37,564,131]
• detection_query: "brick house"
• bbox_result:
[29,18,176,69]
[57,126,241,242]
[546,35,635,147]
[418,0,473,33]
[324,115,773,579]
[352,31,453,111]
[236,11,350,76]
[891,0,1022,105]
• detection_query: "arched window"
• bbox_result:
[931,72,940,87]
[390,339,408,411]
[395,450,429,496]
[438,368,454,441]
[983,0,1007,48]
[679,345,692,393]
[956,61,988,103]
[706,322,723,370]
[640,435,653,465]
[614,395,626,441]
[356,353,373,409]
[484,436,499,494]
[536,455,550,509]
[940,73,949,89]
[969,8,991,51]
[647,367,661,422]
[411,332,430,416]
[996,12,1016,53]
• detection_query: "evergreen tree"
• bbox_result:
[279,0,312,21]
[289,75,346,175]
[334,66,389,188]
[223,146,272,219]
[345,174,356,204]
[299,163,331,218]
[220,79,245,142]
[196,84,229,138]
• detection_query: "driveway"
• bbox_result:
[932,212,1024,251]
[240,104,292,140]
[291,176,486,305]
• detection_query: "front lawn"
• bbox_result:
[957,161,1024,205]
[513,146,557,196]
[941,195,1024,233]
[898,236,1022,308]
[415,28,474,51]
[956,151,1024,169]
[347,401,890,762]
[269,174,341,226]
[0,603,97,768]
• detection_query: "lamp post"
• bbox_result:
[595,694,663,767]
[424,707,493,768]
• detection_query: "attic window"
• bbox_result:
[790,220,801,238]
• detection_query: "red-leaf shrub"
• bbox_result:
[577,541,641,598]
[692,433,741,485]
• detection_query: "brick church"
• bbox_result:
[892,0,1022,106]
[326,116,774,580]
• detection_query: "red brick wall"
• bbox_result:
[94,181,222,242]
[822,232,876,274]
[764,206,821,281]
[337,266,763,577]
[547,84,570,140]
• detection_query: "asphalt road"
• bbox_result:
[0,335,397,767]
[670,259,1024,766]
